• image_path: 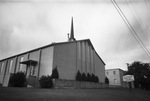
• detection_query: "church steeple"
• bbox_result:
[68,17,76,41]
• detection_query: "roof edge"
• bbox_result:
[0,39,106,66]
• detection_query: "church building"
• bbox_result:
[0,18,105,87]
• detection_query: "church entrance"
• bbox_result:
[20,59,38,87]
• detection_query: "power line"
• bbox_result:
[124,0,150,43]
[144,0,150,13]
[111,0,150,58]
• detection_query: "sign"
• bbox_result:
[123,75,134,82]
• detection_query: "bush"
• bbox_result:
[82,73,87,81]
[51,67,59,79]
[9,72,26,87]
[76,71,82,81]
[105,77,109,84]
[76,72,99,83]
[39,75,53,88]
[90,74,99,83]
[0,83,2,87]
[87,73,92,82]
[91,74,95,82]
[95,76,99,83]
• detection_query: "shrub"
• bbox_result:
[91,74,95,82]
[90,74,99,83]
[9,72,26,87]
[105,77,109,84]
[87,73,91,82]
[39,75,53,88]
[82,73,87,81]
[95,76,99,83]
[76,70,82,81]
[51,66,59,79]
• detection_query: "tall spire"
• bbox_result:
[69,17,76,41]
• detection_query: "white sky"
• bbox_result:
[0,0,150,70]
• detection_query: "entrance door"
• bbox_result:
[20,59,38,87]
[27,65,36,87]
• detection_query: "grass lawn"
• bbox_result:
[0,87,150,101]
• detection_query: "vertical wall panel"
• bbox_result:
[81,42,86,73]
[89,45,92,74]
[85,42,88,74]
[3,57,17,87]
[39,46,54,77]
[77,42,81,72]
[94,52,105,83]
[90,49,94,74]
[0,60,7,85]
[3,59,9,87]
[86,43,90,74]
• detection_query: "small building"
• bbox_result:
[0,18,105,87]
[105,68,128,87]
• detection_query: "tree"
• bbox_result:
[91,74,96,82]
[76,70,82,81]
[51,66,59,79]
[105,77,109,84]
[81,73,87,81]
[126,61,150,90]
[87,73,91,82]
[95,76,99,83]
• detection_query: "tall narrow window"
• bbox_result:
[0,62,4,73]
[19,57,24,71]
[9,60,13,73]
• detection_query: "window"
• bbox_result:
[113,71,116,75]
[106,71,109,75]
[0,62,4,73]
[30,66,36,76]
[19,57,24,71]
[9,60,13,73]
[114,79,117,83]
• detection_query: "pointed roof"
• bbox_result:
[69,17,76,41]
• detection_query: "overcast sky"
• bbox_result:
[0,0,150,70]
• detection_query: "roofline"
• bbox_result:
[0,39,106,65]
[105,68,125,71]
[0,43,54,61]
[0,40,77,61]
[85,39,105,65]
[54,39,105,65]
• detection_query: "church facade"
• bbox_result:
[0,18,105,87]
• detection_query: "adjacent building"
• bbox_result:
[105,68,128,87]
[0,18,105,87]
